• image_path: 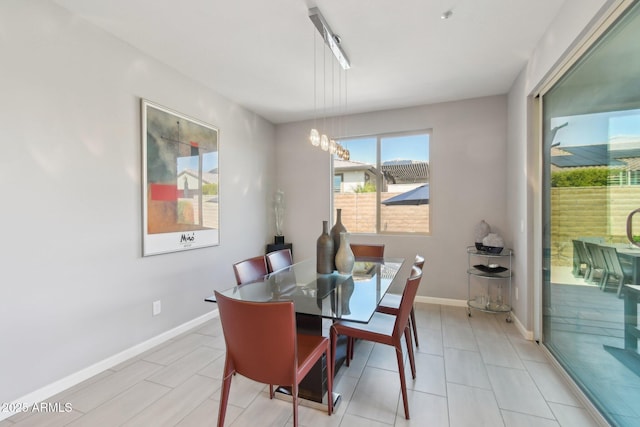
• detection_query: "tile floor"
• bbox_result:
[2,304,603,427]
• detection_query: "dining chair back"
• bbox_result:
[377,254,424,347]
[350,243,385,259]
[266,248,293,273]
[233,255,268,285]
[572,239,591,278]
[215,291,332,427]
[584,242,607,287]
[601,245,631,298]
[330,265,422,420]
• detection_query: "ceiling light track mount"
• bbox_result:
[309,7,350,70]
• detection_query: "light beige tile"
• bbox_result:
[122,374,216,427]
[469,311,505,337]
[65,360,163,413]
[548,402,601,427]
[502,409,560,427]
[331,371,359,411]
[441,306,471,328]
[415,327,444,356]
[222,391,292,427]
[477,334,524,369]
[413,303,442,330]
[366,342,402,372]
[444,347,492,390]
[346,366,401,425]
[407,352,446,397]
[7,370,114,424]
[10,407,83,427]
[210,373,267,408]
[194,319,223,337]
[176,396,242,427]
[522,360,582,407]
[341,340,374,379]
[394,389,449,426]
[67,381,170,427]
[0,420,14,426]
[147,346,224,388]
[442,324,478,352]
[340,413,393,426]
[142,333,219,365]
[198,354,226,380]
[447,382,503,427]
[296,400,342,427]
[486,365,554,419]
[507,336,548,363]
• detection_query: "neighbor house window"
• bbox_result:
[333,131,430,234]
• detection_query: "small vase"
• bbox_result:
[335,232,355,275]
[330,209,347,269]
[317,221,334,274]
[474,220,491,250]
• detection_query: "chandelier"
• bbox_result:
[308,7,350,161]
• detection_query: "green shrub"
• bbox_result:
[202,183,218,195]
[551,168,609,187]
[354,182,376,193]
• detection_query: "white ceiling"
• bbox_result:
[53,0,566,124]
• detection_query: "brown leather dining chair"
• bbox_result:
[330,265,422,420]
[350,243,385,259]
[265,248,293,273]
[232,255,268,285]
[376,254,425,348]
[215,291,333,427]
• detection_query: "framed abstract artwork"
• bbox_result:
[141,99,220,256]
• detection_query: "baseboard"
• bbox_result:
[0,310,219,422]
[414,296,534,340]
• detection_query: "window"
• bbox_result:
[333,131,430,234]
[541,2,640,425]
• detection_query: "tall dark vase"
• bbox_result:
[317,221,334,274]
[330,209,347,270]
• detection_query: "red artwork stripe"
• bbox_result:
[150,183,178,201]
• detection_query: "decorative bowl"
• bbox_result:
[475,242,485,251]
[484,246,503,254]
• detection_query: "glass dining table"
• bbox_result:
[205,256,405,406]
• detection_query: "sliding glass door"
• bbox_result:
[542,3,640,425]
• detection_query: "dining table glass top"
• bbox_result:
[207,257,405,323]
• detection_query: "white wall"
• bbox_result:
[276,96,509,299]
[0,0,276,405]
[506,0,613,332]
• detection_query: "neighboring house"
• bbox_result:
[334,159,430,192]
[551,139,640,185]
[333,159,377,192]
[177,168,218,196]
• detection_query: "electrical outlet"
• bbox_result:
[515,287,519,301]
[153,300,161,316]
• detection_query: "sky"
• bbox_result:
[177,152,218,173]
[337,133,430,165]
[551,109,640,147]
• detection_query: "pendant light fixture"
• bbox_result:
[307,7,350,160]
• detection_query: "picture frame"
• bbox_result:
[141,99,220,256]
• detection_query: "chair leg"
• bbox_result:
[404,325,416,379]
[410,307,419,348]
[218,358,233,427]
[617,277,624,298]
[326,344,333,416]
[292,383,298,427]
[395,343,410,420]
[269,384,274,399]
[330,326,338,379]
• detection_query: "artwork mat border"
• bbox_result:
[141,98,220,256]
